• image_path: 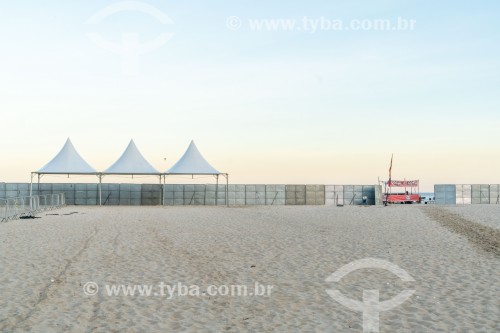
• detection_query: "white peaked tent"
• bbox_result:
[104,140,159,175]
[31,138,98,195]
[165,140,228,205]
[102,140,161,205]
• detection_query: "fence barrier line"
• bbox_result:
[1,183,385,206]
[1,193,65,222]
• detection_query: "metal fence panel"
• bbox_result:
[490,185,499,204]
[1,193,65,222]
[435,185,457,205]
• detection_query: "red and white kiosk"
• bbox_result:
[384,180,421,204]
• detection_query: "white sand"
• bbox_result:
[0,205,498,332]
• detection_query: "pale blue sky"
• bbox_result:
[0,1,499,190]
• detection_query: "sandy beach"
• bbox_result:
[0,205,499,332]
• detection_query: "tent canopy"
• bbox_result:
[104,139,159,175]
[167,140,222,175]
[37,138,97,174]
[32,138,228,205]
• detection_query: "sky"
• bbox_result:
[0,0,499,191]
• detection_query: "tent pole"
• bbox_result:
[226,173,229,207]
[162,175,166,206]
[30,173,34,196]
[216,174,219,206]
[98,174,102,206]
[37,174,41,193]
[159,175,162,206]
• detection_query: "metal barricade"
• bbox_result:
[0,193,66,222]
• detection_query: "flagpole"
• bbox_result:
[386,154,394,206]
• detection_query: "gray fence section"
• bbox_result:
[141,184,163,206]
[456,185,472,205]
[261,185,286,205]
[473,185,492,204]
[0,183,30,199]
[285,185,325,205]
[31,183,100,206]
[490,185,500,204]
[325,185,377,206]
[100,184,143,206]
[1,183,382,206]
[163,184,228,206]
[435,185,457,205]
[374,185,383,206]
[164,184,219,206]
[162,184,287,206]
[286,185,305,205]
[325,185,344,206]
[436,184,500,205]
[27,183,144,206]
[244,185,267,206]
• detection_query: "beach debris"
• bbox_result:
[45,212,79,216]
[20,215,41,219]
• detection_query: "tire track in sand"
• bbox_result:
[421,206,500,256]
[5,225,99,332]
